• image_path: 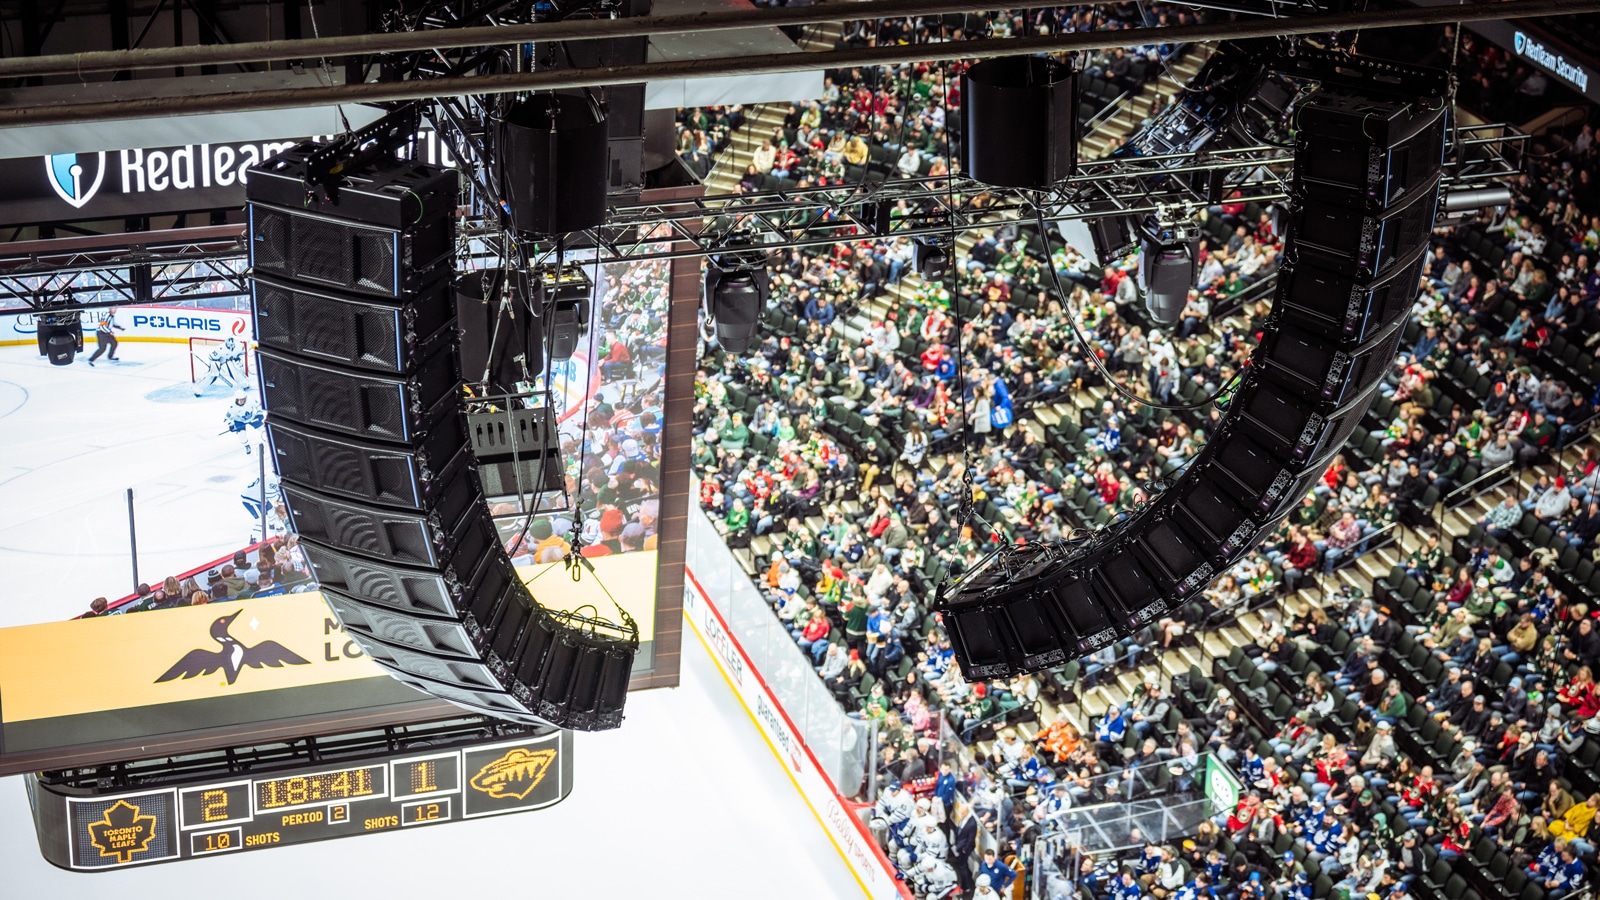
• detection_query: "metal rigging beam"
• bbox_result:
[0,0,1595,127]
[0,0,1108,80]
[0,123,1523,310]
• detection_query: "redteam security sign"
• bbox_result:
[0,130,461,228]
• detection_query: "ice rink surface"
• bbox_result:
[0,627,866,899]
[0,339,865,897]
[0,341,266,626]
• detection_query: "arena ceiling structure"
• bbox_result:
[2,0,1599,736]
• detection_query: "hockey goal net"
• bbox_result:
[189,336,251,383]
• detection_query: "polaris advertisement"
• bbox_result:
[3,305,251,346]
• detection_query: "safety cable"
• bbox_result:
[1032,204,1243,412]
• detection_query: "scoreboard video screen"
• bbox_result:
[28,727,571,871]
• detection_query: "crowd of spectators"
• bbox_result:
[80,534,315,617]
[1168,518,1600,900]
[691,57,1287,900]
[676,3,1202,199]
[688,12,1600,898]
[500,257,670,566]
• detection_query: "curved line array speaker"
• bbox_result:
[247,152,637,731]
[933,79,1448,681]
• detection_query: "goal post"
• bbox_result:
[189,336,252,383]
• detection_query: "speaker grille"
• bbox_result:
[293,216,354,287]
[355,232,397,294]
[251,207,289,272]
[259,345,456,444]
[267,418,467,510]
[323,588,477,658]
[246,157,638,731]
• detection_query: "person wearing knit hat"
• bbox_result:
[580,508,628,558]
[619,522,647,551]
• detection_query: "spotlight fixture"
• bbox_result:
[914,236,952,282]
[704,242,770,355]
[1436,186,1512,226]
[36,302,83,366]
[1137,210,1200,328]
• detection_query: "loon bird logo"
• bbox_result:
[469,748,556,800]
[156,610,311,685]
[1515,31,1526,55]
[44,152,107,209]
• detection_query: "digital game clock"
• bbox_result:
[27,718,572,870]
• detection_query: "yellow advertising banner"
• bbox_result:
[0,551,658,724]
[0,593,387,723]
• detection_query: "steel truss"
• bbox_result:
[543,126,1525,265]
[0,126,1524,314]
[0,240,250,315]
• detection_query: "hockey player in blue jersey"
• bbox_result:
[224,389,264,454]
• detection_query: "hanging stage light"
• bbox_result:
[1138,212,1200,327]
[37,305,83,366]
[704,244,770,355]
[914,236,952,282]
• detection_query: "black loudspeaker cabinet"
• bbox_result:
[1295,94,1447,210]
[961,55,1076,190]
[1289,171,1440,280]
[247,155,636,731]
[932,74,1447,681]
[495,93,609,236]
[247,150,455,299]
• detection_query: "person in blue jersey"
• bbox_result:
[1095,705,1129,753]
[1113,869,1145,900]
[1542,845,1586,900]
[976,848,1015,894]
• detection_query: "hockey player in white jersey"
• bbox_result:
[224,389,264,454]
[912,856,959,899]
[910,819,949,862]
[193,336,248,396]
[875,782,915,846]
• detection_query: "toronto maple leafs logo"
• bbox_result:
[44,152,107,209]
[86,800,158,864]
[468,748,556,800]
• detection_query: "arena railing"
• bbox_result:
[85,537,279,618]
[1029,794,1223,900]
[685,496,912,899]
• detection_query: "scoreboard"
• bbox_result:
[28,726,572,871]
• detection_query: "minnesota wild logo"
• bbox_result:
[468,748,556,800]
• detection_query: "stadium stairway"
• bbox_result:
[703,23,843,196]
[1078,44,1213,161]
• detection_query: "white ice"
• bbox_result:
[0,341,267,626]
[0,626,866,899]
[0,340,867,897]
